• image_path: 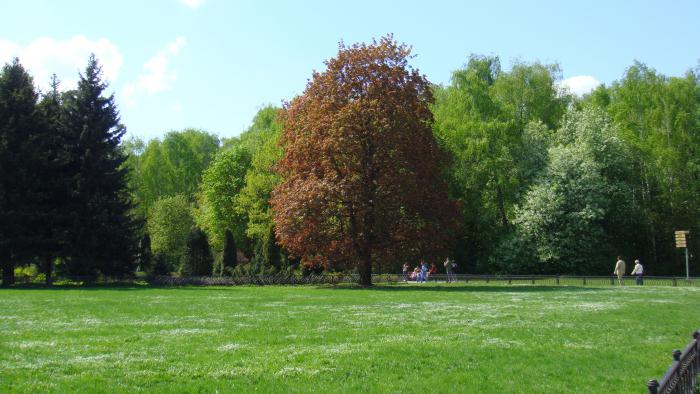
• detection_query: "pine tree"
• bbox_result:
[35,74,72,285]
[0,59,38,286]
[221,229,237,274]
[62,54,137,276]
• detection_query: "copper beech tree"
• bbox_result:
[271,36,459,286]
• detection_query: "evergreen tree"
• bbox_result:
[35,74,72,285]
[182,228,213,276]
[138,233,152,273]
[0,58,38,286]
[221,229,237,274]
[62,54,137,276]
[265,227,281,270]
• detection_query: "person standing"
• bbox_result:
[613,256,626,286]
[444,258,453,283]
[402,262,410,282]
[420,261,428,283]
[630,259,644,286]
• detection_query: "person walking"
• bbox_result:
[613,256,626,286]
[630,259,644,286]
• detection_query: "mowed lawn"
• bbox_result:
[1,284,699,393]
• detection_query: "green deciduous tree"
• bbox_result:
[235,110,284,244]
[129,129,220,218]
[147,194,194,271]
[603,62,700,273]
[432,55,567,273]
[509,108,638,274]
[197,146,251,253]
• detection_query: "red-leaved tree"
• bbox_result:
[271,36,459,286]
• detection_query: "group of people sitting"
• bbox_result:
[402,258,459,283]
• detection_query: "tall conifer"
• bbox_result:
[62,54,137,276]
[0,59,39,286]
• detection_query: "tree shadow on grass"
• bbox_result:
[3,283,153,291]
[4,283,280,292]
[3,282,615,293]
[318,283,614,293]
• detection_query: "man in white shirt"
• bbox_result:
[630,259,644,286]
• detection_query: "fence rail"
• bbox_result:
[5,273,700,287]
[647,330,700,394]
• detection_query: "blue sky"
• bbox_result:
[2,0,698,141]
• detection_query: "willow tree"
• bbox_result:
[271,36,458,286]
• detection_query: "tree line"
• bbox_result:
[0,56,137,285]
[2,36,699,286]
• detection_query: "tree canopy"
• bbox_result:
[271,36,459,286]
[2,40,700,284]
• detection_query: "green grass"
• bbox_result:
[1,284,698,393]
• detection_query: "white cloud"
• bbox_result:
[0,35,122,92]
[179,0,204,9]
[121,37,187,107]
[560,75,601,96]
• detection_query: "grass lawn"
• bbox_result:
[1,283,698,393]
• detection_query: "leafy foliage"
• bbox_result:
[147,194,194,271]
[272,36,459,285]
[234,107,284,245]
[197,146,251,252]
[601,63,700,273]
[432,55,567,273]
[128,129,219,218]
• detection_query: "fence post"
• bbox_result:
[672,277,677,287]
[672,349,682,361]
[583,276,587,285]
[646,379,659,394]
[556,276,560,285]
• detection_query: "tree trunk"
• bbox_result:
[358,249,373,287]
[1,250,14,287]
[44,255,53,287]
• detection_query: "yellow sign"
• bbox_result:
[675,230,689,248]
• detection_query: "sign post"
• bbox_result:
[675,230,690,279]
